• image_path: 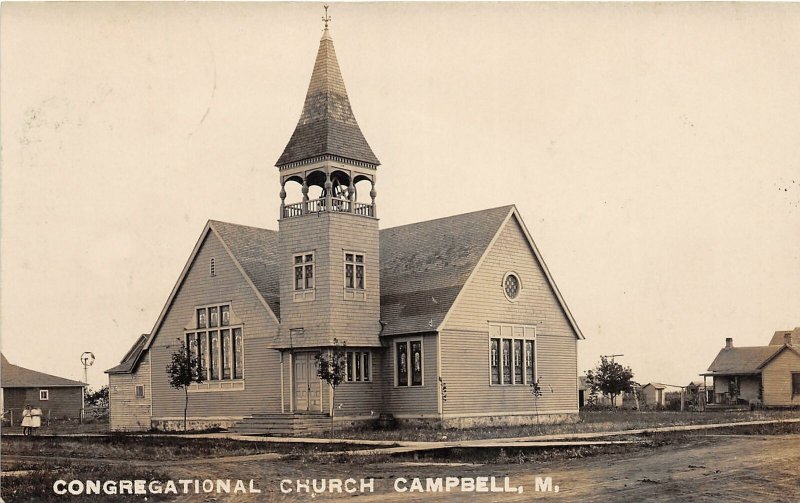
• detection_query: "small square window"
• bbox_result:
[39,389,49,401]
[135,385,145,399]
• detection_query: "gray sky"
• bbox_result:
[2,3,799,389]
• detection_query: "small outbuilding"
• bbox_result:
[1,353,86,423]
[641,382,683,408]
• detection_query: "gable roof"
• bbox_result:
[276,28,379,167]
[1,354,86,388]
[706,346,782,375]
[107,221,281,374]
[211,221,281,317]
[757,344,800,370]
[106,334,148,375]
[379,205,513,336]
[111,205,585,372]
[769,327,800,345]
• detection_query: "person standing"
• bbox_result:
[21,405,33,435]
[30,406,43,434]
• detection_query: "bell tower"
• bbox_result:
[276,17,382,349]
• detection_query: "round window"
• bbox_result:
[503,273,520,300]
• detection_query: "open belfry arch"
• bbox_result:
[106,9,583,433]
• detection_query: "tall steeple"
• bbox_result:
[276,16,379,168]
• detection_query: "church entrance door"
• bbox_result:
[293,352,322,412]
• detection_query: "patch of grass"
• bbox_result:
[1,435,385,461]
[328,409,800,442]
[1,460,174,502]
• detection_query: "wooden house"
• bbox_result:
[106,23,584,432]
[702,330,800,408]
[1,354,86,422]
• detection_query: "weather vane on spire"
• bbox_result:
[322,5,331,29]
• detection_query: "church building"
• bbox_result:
[107,21,584,433]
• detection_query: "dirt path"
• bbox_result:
[152,434,798,502]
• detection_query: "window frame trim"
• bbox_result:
[135,385,145,399]
[343,250,367,291]
[487,323,537,387]
[501,271,523,303]
[293,251,316,291]
[792,372,800,396]
[344,350,373,383]
[394,338,425,388]
[185,303,245,385]
[39,389,49,401]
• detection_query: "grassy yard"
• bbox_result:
[327,408,800,442]
[2,435,378,461]
[2,459,176,503]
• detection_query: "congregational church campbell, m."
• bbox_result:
[106,18,584,433]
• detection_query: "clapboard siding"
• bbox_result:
[109,354,151,431]
[762,349,800,407]
[331,349,386,417]
[382,334,439,417]
[278,213,382,348]
[441,215,579,416]
[3,386,83,421]
[149,230,281,419]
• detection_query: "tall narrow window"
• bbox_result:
[210,331,219,380]
[355,351,362,381]
[502,339,511,384]
[222,329,231,379]
[362,352,370,382]
[490,338,500,385]
[397,342,408,386]
[514,339,523,384]
[346,352,354,381]
[411,341,423,386]
[199,332,208,379]
[294,253,315,291]
[525,340,534,384]
[344,252,365,289]
[209,306,219,328]
[221,305,230,326]
[197,308,207,329]
[233,328,243,379]
[793,373,800,395]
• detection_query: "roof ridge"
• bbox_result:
[381,205,514,232]
[209,220,277,233]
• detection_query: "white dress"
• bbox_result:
[21,409,33,428]
[31,408,42,428]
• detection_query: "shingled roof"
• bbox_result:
[211,221,281,317]
[111,205,585,372]
[276,28,379,167]
[379,205,513,336]
[106,334,147,375]
[769,327,800,346]
[1,353,86,388]
[706,346,782,375]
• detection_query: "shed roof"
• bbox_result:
[705,346,782,375]
[105,334,148,375]
[276,28,379,167]
[1,354,86,388]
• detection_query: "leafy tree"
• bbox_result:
[84,385,109,408]
[315,338,347,437]
[585,356,635,408]
[166,339,205,431]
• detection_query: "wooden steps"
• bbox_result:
[230,413,331,436]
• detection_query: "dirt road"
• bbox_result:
[159,434,799,502]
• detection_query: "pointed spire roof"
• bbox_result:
[276,27,380,167]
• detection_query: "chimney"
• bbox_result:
[785,333,793,346]
[725,337,733,349]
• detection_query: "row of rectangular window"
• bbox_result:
[397,341,423,386]
[293,252,366,292]
[186,327,243,381]
[345,351,371,382]
[490,338,535,385]
[197,305,230,329]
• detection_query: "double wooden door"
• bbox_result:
[293,352,322,412]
